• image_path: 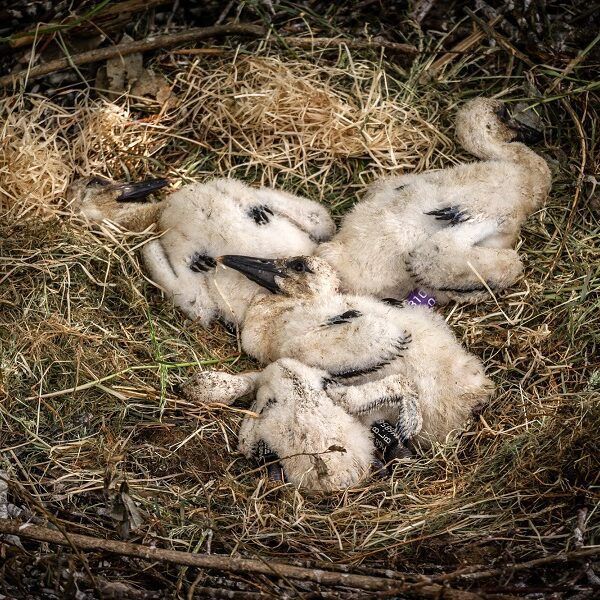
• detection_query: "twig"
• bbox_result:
[433,546,600,583]
[279,35,417,55]
[0,24,265,88]
[0,26,418,89]
[465,9,535,68]
[574,507,600,586]
[427,15,501,75]
[0,520,482,597]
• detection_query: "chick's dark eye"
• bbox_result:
[289,259,306,273]
[495,105,510,121]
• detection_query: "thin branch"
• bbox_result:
[280,35,417,55]
[433,545,600,583]
[0,24,265,88]
[0,26,418,89]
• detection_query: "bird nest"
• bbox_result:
[0,42,598,597]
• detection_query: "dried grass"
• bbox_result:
[0,43,598,597]
[0,96,73,219]
[170,54,449,192]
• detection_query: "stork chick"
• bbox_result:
[69,177,335,326]
[218,254,494,446]
[317,98,551,302]
[182,359,376,492]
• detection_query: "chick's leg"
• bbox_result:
[70,177,166,230]
[326,374,422,440]
[406,224,523,302]
[86,197,162,230]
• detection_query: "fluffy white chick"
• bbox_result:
[69,177,335,326]
[218,254,494,447]
[317,98,551,303]
[182,358,374,492]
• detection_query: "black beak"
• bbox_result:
[496,105,543,145]
[105,179,170,202]
[218,255,287,294]
[508,119,544,144]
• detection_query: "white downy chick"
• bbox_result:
[218,254,494,446]
[182,359,374,492]
[69,177,335,326]
[317,98,551,303]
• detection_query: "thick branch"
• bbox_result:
[0,520,478,597]
[0,520,415,592]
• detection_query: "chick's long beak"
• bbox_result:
[496,106,543,145]
[507,119,544,144]
[217,255,287,294]
[106,178,170,202]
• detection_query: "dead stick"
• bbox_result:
[464,9,535,68]
[433,545,600,583]
[0,24,265,88]
[0,27,418,89]
[0,520,496,597]
[0,520,419,593]
[281,35,417,55]
[428,15,501,74]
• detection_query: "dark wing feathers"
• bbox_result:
[425,206,470,225]
[323,309,362,327]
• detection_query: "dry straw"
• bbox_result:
[172,54,448,191]
[1,51,450,215]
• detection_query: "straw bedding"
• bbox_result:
[0,43,598,597]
